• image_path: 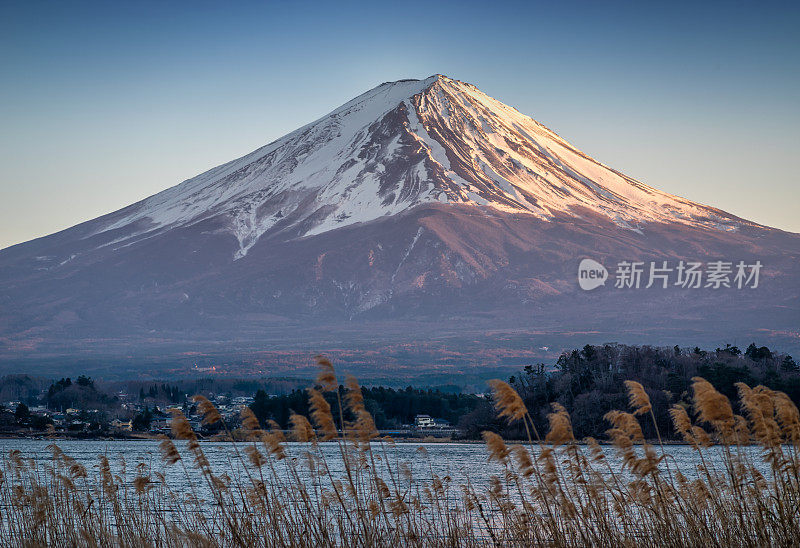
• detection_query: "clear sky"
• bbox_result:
[1,0,798,249]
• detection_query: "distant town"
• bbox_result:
[0,374,480,439]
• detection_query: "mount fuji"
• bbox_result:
[1,75,798,376]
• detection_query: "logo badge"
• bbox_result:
[578,258,608,290]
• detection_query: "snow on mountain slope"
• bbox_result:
[97,75,741,259]
[2,74,799,367]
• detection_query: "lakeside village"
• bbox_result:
[1,343,797,442]
[0,375,462,440]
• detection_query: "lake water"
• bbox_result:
[0,438,779,542]
[0,438,770,491]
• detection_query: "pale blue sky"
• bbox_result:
[1,0,798,249]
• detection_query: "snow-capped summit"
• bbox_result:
[99,75,740,259]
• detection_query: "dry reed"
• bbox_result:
[0,369,798,547]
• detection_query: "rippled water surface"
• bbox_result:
[0,438,769,489]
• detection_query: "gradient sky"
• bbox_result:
[1,0,798,249]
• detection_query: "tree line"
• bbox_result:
[249,386,484,430]
[247,342,798,441]
[460,342,798,440]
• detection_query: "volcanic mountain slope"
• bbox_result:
[0,75,798,369]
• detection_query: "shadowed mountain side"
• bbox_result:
[1,204,797,372]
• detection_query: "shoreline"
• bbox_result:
[0,434,698,445]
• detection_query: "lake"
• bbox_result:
[0,438,770,491]
[0,438,787,545]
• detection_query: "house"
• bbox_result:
[110,419,132,432]
[232,396,253,406]
[414,414,435,428]
[150,418,171,432]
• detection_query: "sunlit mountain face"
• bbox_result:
[1,75,797,376]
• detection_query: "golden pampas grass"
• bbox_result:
[244,445,266,468]
[5,372,800,547]
[538,447,558,488]
[99,455,116,497]
[545,402,574,446]
[691,377,734,427]
[259,420,287,460]
[267,419,285,441]
[669,404,698,447]
[487,379,527,422]
[512,445,534,477]
[263,431,286,460]
[354,408,378,443]
[157,434,181,465]
[604,410,643,442]
[344,374,365,413]
[771,391,800,443]
[482,431,509,463]
[315,355,337,392]
[289,413,315,442]
[375,477,390,500]
[307,388,337,441]
[737,383,781,448]
[669,405,692,434]
[170,409,196,441]
[586,437,606,463]
[691,426,712,447]
[186,439,211,473]
[240,406,261,432]
[624,380,652,416]
[733,414,751,444]
[133,476,150,495]
[56,474,75,492]
[193,395,222,426]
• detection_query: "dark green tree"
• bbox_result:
[132,407,153,431]
[14,403,29,424]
